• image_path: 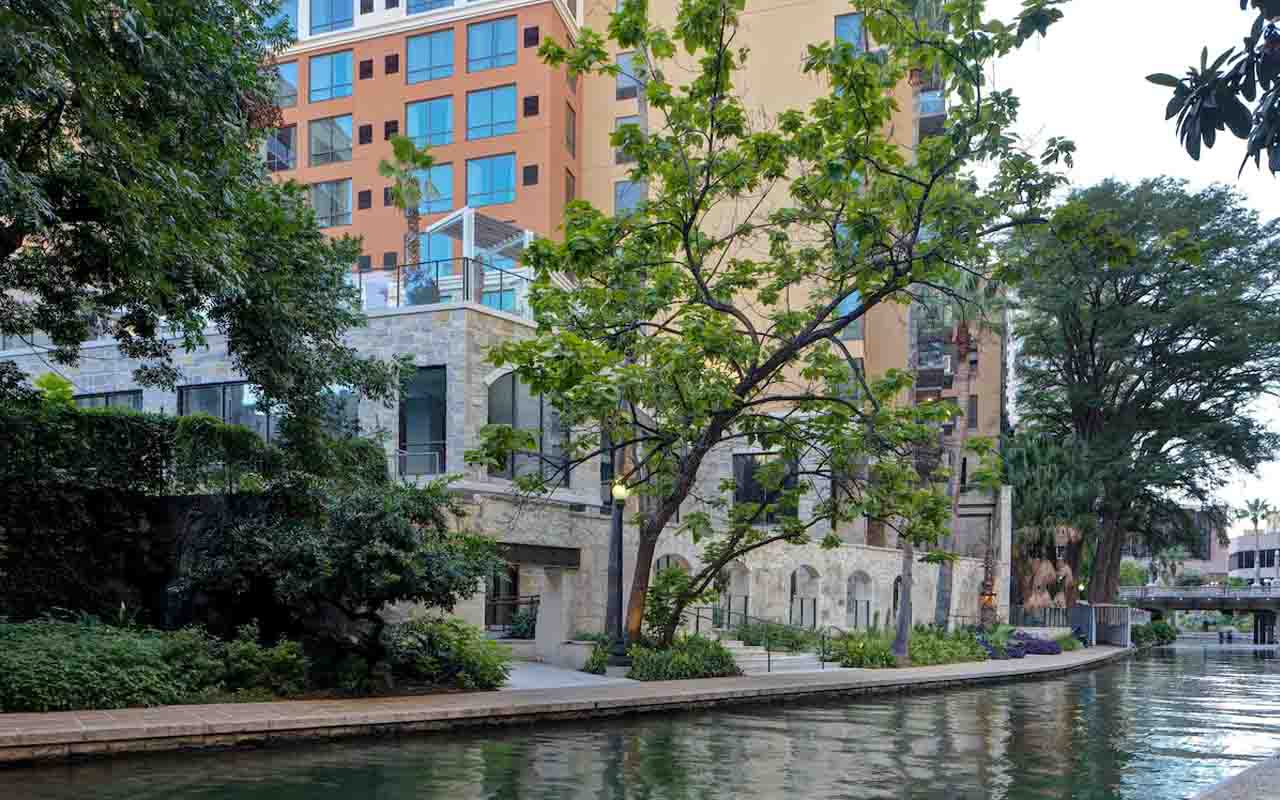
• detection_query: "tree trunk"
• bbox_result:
[892,536,914,666]
[1088,512,1124,603]
[624,534,659,645]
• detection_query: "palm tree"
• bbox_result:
[1236,499,1274,586]
[377,135,436,278]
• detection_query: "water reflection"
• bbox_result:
[4,651,1279,800]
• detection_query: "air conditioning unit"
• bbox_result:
[942,355,953,374]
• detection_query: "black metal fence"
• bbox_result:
[351,258,532,317]
[1010,605,1073,629]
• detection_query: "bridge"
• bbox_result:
[1120,585,1280,644]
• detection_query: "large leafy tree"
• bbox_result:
[1008,178,1280,603]
[468,0,1071,648]
[1147,0,1280,172]
[0,0,403,420]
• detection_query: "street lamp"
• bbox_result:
[607,481,630,658]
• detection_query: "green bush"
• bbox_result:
[642,566,716,643]
[582,642,610,675]
[508,606,537,640]
[572,631,612,644]
[1055,633,1082,652]
[0,618,309,712]
[908,626,988,666]
[1132,622,1176,648]
[734,621,817,653]
[383,616,511,691]
[626,635,743,681]
[834,631,896,668]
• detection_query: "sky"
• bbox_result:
[986,0,1280,536]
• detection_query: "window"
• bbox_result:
[179,382,273,441]
[467,17,517,72]
[309,51,353,102]
[483,289,516,311]
[311,0,354,35]
[408,0,452,13]
[311,179,352,227]
[487,372,568,483]
[565,170,576,203]
[467,154,516,207]
[1244,550,1257,569]
[522,164,539,186]
[523,95,540,116]
[560,105,576,158]
[835,13,865,53]
[615,114,640,163]
[524,26,540,48]
[614,180,643,215]
[836,290,863,340]
[407,30,453,83]
[361,0,374,13]
[267,0,298,39]
[357,189,372,210]
[358,123,373,145]
[74,390,143,411]
[466,85,517,140]
[616,51,640,100]
[309,115,353,166]
[274,62,298,107]
[1264,549,1277,569]
[732,453,799,523]
[384,119,399,139]
[416,163,453,213]
[400,367,447,475]
[967,394,978,430]
[264,126,296,171]
[385,53,400,74]
[407,96,453,146]
[359,58,374,80]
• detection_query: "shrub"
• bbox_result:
[1055,633,1082,652]
[1013,631,1063,656]
[734,621,816,653]
[222,622,310,697]
[643,567,716,644]
[508,606,537,640]
[908,627,988,666]
[1150,620,1178,645]
[626,635,742,681]
[383,616,511,691]
[835,631,897,668]
[572,631,612,644]
[582,642,610,675]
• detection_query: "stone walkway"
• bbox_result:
[501,661,635,690]
[0,646,1128,765]
[1195,756,1280,799]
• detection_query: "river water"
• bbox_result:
[4,649,1279,800]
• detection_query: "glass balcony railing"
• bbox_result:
[348,257,534,320]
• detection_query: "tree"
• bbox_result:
[1154,545,1190,586]
[1007,178,1280,603]
[1147,1,1280,173]
[468,0,1072,648]
[1119,560,1149,588]
[378,136,437,268]
[191,480,500,668]
[1236,498,1274,584]
[0,1,403,423]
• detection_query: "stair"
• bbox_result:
[717,637,831,675]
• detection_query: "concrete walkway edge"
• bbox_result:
[1194,755,1280,799]
[0,646,1130,766]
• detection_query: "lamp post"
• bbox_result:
[607,481,630,658]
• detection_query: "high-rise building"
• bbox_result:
[3,0,1010,647]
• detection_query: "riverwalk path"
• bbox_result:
[0,645,1127,766]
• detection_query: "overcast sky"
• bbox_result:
[987,0,1280,535]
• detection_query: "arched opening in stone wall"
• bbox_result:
[789,565,821,629]
[715,560,751,626]
[654,553,690,575]
[847,571,874,629]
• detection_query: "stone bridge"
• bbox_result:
[1119,586,1280,644]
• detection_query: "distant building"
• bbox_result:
[1122,508,1230,582]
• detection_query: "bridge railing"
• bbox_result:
[1120,585,1280,601]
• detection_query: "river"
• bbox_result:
[3,649,1279,799]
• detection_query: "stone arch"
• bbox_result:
[716,560,751,623]
[847,570,874,629]
[654,553,691,574]
[789,565,821,628]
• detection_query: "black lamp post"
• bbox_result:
[606,481,630,659]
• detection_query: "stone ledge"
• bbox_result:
[1194,755,1280,799]
[0,647,1130,766]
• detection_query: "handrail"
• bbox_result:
[679,605,830,674]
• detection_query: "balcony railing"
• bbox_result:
[392,442,447,477]
[350,257,533,320]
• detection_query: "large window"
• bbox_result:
[416,163,453,214]
[615,114,640,163]
[400,367,447,475]
[311,179,352,227]
[267,0,298,39]
[309,115,353,166]
[565,104,577,155]
[1243,550,1257,569]
[614,180,643,215]
[309,51,353,102]
[835,13,865,53]
[616,52,640,100]
[467,17,517,72]
[74,391,143,411]
[311,0,354,35]
[408,0,453,13]
[466,154,516,207]
[407,96,453,146]
[967,394,979,430]
[275,62,298,107]
[407,30,454,83]
[733,453,799,524]
[264,126,296,172]
[466,85,517,140]
[835,290,863,340]
[179,382,273,441]
[487,372,568,483]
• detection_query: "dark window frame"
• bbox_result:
[467,17,518,72]
[73,390,143,411]
[486,371,570,484]
[732,453,799,524]
[309,114,354,166]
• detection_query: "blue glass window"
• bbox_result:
[466,154,516,207]
[407,96,453,146]
[408,0,453,13]
[309,51,353,102]
[407,30,454,83]
[836,290,863,340]
[616,52,640,100]
[308,115,353,166]
[467,17,517,72]
[466,85,517,140]
[835,13,865,53]
[275,62,298,107]
[311,0,353,35]
[311,179,352,227]
[416,164,453,214]
[267,0,298,40]
[614,180,643,215]
[483,289,516,312]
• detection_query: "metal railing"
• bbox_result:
[485,594,540,636]
[680,605,825,673]
[1121,585,1280,600]
[1010,605,1073,629]
[846,600,873,630]
[350,257,533,319]
[391,442,447,477]
[789,597,818,629]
